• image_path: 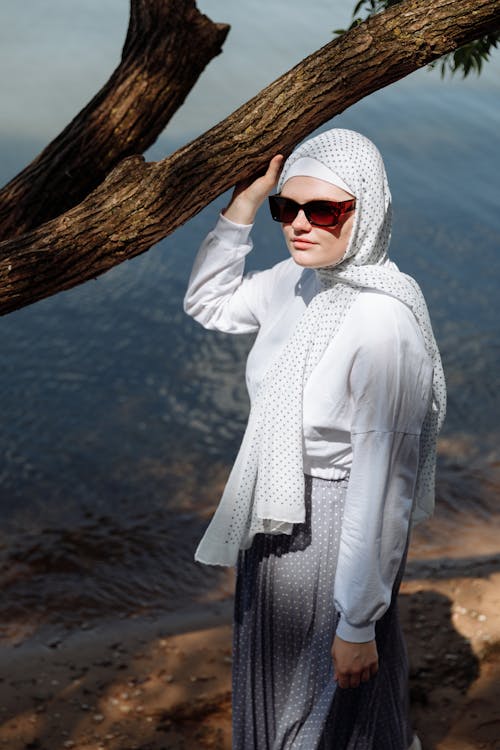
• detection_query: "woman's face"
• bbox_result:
[280,176,355,269]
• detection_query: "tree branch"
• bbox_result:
[0,0,229,241]
[1,0,499,316]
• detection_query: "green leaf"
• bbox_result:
[353,0,367,15]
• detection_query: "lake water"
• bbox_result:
[0,5,499,639]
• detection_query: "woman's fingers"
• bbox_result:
[247,154,284,200]
[265,153,285,186]
[349,673,361,689]
[331,635,379,690]
[334,670,365,689]
[335,669,368,689]
[233,155,283,198]
[224,154,284,225]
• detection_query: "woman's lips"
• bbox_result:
[292,238,315,248]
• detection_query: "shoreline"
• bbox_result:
[0,600,234,750]
[1,520,499,750]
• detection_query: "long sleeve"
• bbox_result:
[184,214,267,334]
[333,298,433,642]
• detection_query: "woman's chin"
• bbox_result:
[289,250,325,269]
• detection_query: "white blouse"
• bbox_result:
[184,214,434,642]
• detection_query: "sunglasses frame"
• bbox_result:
[268,195,356,228]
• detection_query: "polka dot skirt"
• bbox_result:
[232,475,414,749]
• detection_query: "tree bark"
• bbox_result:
[1,0,499,316]
[0,0,229,242]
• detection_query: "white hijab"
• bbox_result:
[195,128,446,567]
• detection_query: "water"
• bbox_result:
[0,36,499,638]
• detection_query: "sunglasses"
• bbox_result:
[268,195,356,227]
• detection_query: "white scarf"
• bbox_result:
[195,128,446,567]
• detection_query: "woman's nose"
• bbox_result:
[291,209,312,231]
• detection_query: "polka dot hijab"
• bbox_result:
[195,128,446,567]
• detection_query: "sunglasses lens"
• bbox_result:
[307,204,340,226]
[269,197,295,223]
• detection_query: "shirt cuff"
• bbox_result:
[213,213,253,247]
[336,617,376,643]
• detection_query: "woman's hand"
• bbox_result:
[332,635,378,689]
[223,154,284,225]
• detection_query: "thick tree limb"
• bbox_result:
[0,0,229,241]
[1,0,499,316]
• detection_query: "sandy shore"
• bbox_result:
[1,514,499,750]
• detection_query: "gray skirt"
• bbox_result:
[232,475,413,750]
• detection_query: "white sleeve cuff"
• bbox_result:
[336,617,376,643]
[213,213,253,246]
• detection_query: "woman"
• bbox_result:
[184,129,445,749]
